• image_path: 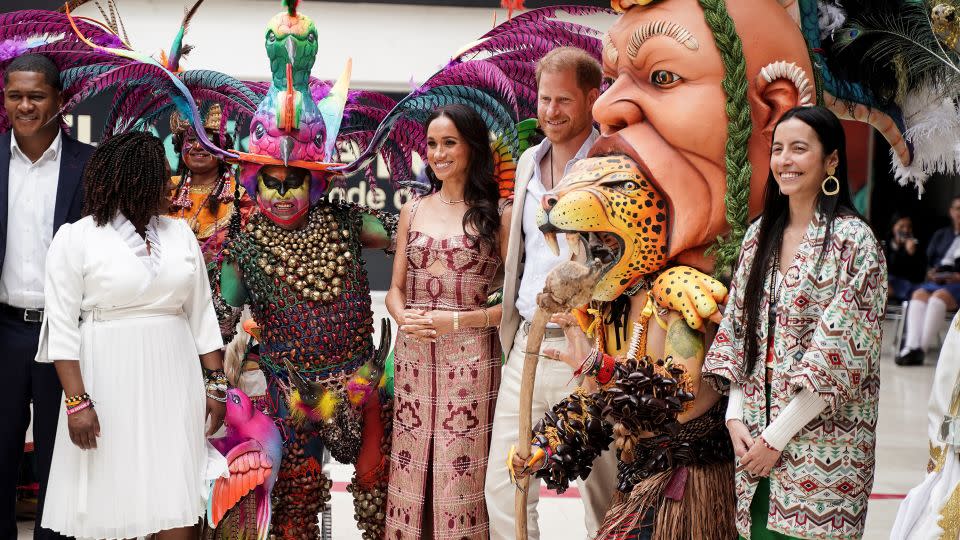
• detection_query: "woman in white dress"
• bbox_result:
[35,132,226,540]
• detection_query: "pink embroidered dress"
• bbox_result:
[386,197,502,539]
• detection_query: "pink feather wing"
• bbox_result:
[209,440,274,528]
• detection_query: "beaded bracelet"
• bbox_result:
[206,389,227,403]
[453,312,460,331]
[66,400,93,416]
[595,353,616,386]
[203,368,227,385]
[64,393,90,407]
[759,435,780,452]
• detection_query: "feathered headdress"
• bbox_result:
[801,0,960,190]
[334,5,615,185]
[170,102,222,136]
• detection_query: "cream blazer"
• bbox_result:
[499,147,538,356]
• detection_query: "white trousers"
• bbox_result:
[485,327,618,540]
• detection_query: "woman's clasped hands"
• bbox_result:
[727,419,782,478]
[399,309,455,343]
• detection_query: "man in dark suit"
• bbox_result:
[0,53,93,540]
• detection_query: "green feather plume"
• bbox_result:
[283,0,299,16]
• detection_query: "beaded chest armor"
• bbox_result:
[226,203,377,382]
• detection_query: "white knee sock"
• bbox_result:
[903,299,927,352]
[921,297,948,351]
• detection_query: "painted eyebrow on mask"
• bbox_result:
[626,20,700,60]
[603,34,620,66]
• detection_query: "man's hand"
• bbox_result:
[507,445,545,484]
[651,266,728,331]
[543,312,592,371]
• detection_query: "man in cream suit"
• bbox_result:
[485,46,618,540]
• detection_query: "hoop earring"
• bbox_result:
[821,175,840,196]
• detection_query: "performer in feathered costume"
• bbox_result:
[168,104,256,344]
[214,1,400,536]
[509,1,960,539]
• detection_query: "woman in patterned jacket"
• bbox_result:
[703,106,887,540]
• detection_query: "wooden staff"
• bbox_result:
[515,259,600,540]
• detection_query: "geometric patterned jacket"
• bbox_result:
[704,212,887,539]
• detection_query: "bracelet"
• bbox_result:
[573,348,601,378]
[453,311,460,331]
[206,390,227,403]
[596,353,616,386]
[759,435,780,452]
[204,368,227,384]
[65,393,90,407]
[481,308,490,328]
[66,399,93,415]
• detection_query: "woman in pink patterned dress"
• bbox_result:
[385,104,511,539]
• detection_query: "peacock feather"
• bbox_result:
[828,1,959,101]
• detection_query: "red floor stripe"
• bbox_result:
[330,482,904,500]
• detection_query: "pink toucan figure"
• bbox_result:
[207,388,282,540]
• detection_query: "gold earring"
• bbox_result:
[822,167,840,196]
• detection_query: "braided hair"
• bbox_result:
[697,0,752,275]
[83,131,169,228]
[172,128,235,214]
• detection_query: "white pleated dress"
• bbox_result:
[35,214,223,539]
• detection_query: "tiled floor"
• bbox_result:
[19,301,937,539]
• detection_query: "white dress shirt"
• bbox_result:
[515,130,599,322]
[942,236,960,267]
[0,131,63,308]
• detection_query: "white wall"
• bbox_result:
[73,0,613,91]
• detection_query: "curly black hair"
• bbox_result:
[83,131,169,228]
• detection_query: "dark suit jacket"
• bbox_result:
[0,130,95,278]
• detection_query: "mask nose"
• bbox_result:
[541,193,559,212]
[593,80,644,136]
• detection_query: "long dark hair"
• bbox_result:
[83,132,169,228]
[741,106,861,375]
[424,104,499,247]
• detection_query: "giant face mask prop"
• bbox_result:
[591,0,813,273]
[257,165,311,227]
